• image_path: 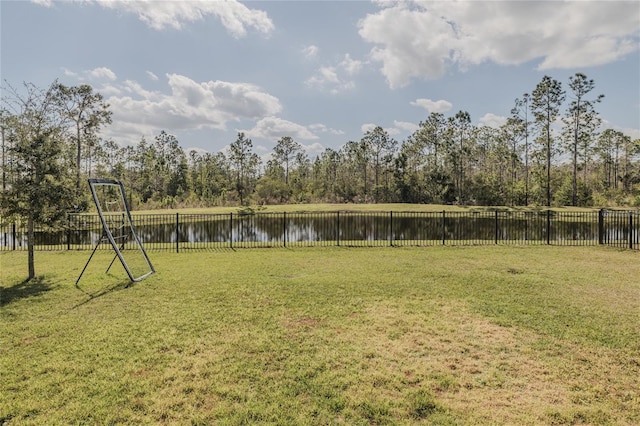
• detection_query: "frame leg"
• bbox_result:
[106,237,128,274]
[75,239,103,287]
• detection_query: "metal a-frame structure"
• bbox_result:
[75,178,155,286]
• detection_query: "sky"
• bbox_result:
[2,0,639,160]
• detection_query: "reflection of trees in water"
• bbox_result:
[3,211,638,249]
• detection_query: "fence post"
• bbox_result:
[546,210,551,245]
[389,211,393,247]
[176,213,179,253]
[495,210,499,244]
[67,214,71,251]
[229,213,233,249]
[283,212,287,248]
[629,211,633,250]
[442,210,446,245]
[598,209,604,245]
[336,211,340,247]
[12,222,16,250]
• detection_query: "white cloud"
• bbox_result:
[302,142,326,156]
[89,67,117,81]
[600,120,640,140]
[31,0,53,7]
[95,73,281,143]
[305,66,354,94]
[385,127,401,137]
[361,123,377,134]
[410,98,453,113]
[62,67,78,78]
[321,67,340,84]
[309,123,345,136]
[121,79,160,100]
[146,71,159,81]
[393,120,419,133]
[42,0,274,36]
[305,52,365,94]
[100,85,122,96]
[302,45,319,59]
[621,128,640,140]
[478,113,507,129]
[255,144,270,154]
[359,1,640,88]
[62,66,117,82]
[340,54,363,75]
[243,116,318,141]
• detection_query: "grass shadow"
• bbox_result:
[0,276,52,307]
[71,276,135,310]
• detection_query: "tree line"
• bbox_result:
[2,74,640,216]
[2,74,639,279]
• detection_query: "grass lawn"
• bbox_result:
[1,246,639,425]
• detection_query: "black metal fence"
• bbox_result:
[1,210,638,252]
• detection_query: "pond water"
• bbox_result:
[4,210,636,250]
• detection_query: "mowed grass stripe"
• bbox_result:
[1,247,639,425]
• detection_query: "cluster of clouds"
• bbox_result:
[33,0,639,152]
[81,69,305,140]
[74,67,344,155]
[304,50,364,94]
[359,1,639,88]
[46,0,636,89]
[34,0,274,36]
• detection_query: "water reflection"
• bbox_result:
[3,211,636,250]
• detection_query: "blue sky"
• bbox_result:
[2,0,639,159]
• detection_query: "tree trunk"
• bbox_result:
[546,113,552,207]
[572,117,578,206]
[285,158,289,186]
[76,121,82,193]
[1,123,6,191]
[573,140,578,206]
[374,154,380,203]
[27,214,35,280]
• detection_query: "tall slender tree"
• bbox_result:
[532,76,565,206]
[418,112,446,172]
[273,136,302,186]
[228,132,260,205]
[54,84,111,198]
[362,126,396,203]
[500,117,524,205]
[563,73,603,206]
[511,93,531,205]
[450,111,472,204]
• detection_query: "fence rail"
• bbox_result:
[1,210,638,251]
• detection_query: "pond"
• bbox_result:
[4,210,637,250]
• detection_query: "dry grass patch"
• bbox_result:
[338,298,640,425]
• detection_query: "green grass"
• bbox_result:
[1,247,639,425]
